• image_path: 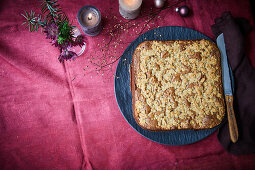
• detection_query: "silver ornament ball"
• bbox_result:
[176,6,190,17]
[154,0,165,8]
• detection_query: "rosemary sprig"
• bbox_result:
[21,10,44,31]
[21,0,70,33]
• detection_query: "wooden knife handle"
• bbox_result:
[225,95,238,143]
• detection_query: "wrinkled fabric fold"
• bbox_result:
[212,11,255,155]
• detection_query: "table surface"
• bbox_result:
[0,0,255,169]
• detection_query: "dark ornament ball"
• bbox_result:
[176,6,190,17]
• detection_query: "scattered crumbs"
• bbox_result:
[87,6,173,78]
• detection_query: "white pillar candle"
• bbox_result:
[119,0,142,20]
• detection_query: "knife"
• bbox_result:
[216,33,238,143]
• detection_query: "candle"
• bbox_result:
[119,0,142,20]
[77,5,102,36]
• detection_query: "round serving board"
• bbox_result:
[114,26,223,145]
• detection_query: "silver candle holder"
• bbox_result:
[77,5,102,36]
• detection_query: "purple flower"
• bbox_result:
[44,23,59,40]
[73,34,87,47]
[43,24,86,63]
[58,49,78,63]
[60,41,72,50]
[51,39,58,47]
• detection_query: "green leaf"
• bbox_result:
[41,5,47,13]
[57,35,65,44]
[21,13,28,20]
[25,10,29,17]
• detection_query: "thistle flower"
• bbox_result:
[51,39,59,47]
[44,23,59,40]
[73,34,87,47]
[58,49,78,63]
[60,41,72,50]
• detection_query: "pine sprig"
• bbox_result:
[21,10,44,31]
[21,0,70,33]
[39,0,69,25]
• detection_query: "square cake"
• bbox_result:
[130,39,225,130]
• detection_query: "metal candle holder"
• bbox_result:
[77,5,102,36]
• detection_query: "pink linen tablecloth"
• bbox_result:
[0,0,255,169]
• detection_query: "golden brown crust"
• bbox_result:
[131,39,225,131]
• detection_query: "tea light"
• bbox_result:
[77,5,102,36]
[119,0,142,19]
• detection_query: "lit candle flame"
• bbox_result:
[126,0,136,7]
[88,13,92,20]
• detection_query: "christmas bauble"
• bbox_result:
[154,0,165,8]
[176,6,190,17]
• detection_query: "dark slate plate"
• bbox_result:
[114,26,222,145]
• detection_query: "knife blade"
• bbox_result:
[217,33,238,143]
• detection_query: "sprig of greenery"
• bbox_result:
[39,0,69,25]
[21,10,44,32]
[21,0,70,33]
[57,21,74,44]
[21,0,87,63]
[21,0,74,45]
